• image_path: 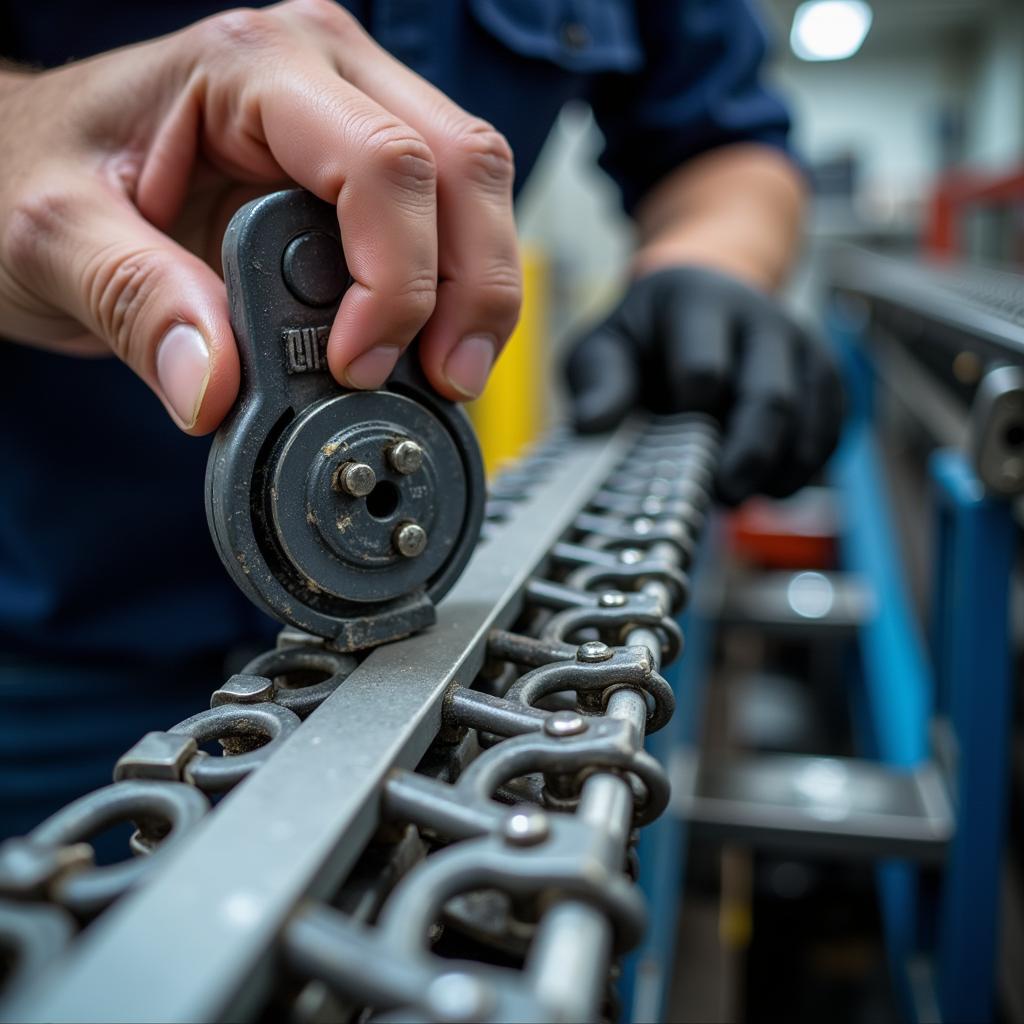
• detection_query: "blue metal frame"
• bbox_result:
[930,451,1016,1024]
[828,299,1017,1023]
[619,300,1017,1022]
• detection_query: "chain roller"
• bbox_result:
[0,413,718,1022]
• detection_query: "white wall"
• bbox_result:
[965,1,1024,170]
[770,47,968,216]
[516,103,633,334]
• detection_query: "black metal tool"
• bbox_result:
[205,190,485,650]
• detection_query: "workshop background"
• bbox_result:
[3,2,1024,1023]
[474,0,1024,1021]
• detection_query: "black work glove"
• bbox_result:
[564,266,843,505]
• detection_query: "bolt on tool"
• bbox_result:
[205,190,486,651]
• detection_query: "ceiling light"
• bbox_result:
[791,0,873,62]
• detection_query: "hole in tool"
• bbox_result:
[1004,423,1024,448]
[365,480,401,520]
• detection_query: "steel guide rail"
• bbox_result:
[0,414,719,1024]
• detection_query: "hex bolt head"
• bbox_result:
[599,591,627,608]
[387,438,425,475]
[503,809,550,846]
[394,521,428,558]
[544,710,588,737]
[577,640,613,663]
[334,462,376,497]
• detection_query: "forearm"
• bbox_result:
[632,143,806,293]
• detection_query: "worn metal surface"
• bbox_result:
[2,415,720,1024]
[1,414,720,1023]
[205,189,485,648]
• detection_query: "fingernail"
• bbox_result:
[343,345,401,390]
[444,334,497,400]
[156,324,210,429]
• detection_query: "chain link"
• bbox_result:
[0,415,718,1020]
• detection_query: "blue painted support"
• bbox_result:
[827,304,934,1013]
[830,420,932,1014]
[931,451,1016,1024]
[620,528,719,1023]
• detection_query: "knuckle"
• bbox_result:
[288,0,359,37]
[476,275,522,328]
[84,247,164,364]
[448,121,515,188]
[198,8,281,51]
[361,124,437,196]
[394,273,438,324]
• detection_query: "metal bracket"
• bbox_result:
[205,189,485,649]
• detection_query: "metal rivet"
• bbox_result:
[632,517,654,535]
[619,548,643,565]
[544,710,588,737]
[577,640,613,663]
[503,809,550,846]
[394,521,427,558]
[387,438,424,475]
[334,462,376,497]
[281,230,347,308]
[427,973,494,1023]
[599,591,627,608]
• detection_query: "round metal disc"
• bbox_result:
[269,390,467,604]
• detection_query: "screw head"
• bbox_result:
[544,710,588,737]
[387,438,425,475]
[394,521,427,557]
[335,462,376,497]
[503,808,550,846]
[599,591,627,608]
[577,640,613,663]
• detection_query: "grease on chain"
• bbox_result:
[0,415,718,1021]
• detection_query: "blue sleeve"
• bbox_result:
[588,0,795,214]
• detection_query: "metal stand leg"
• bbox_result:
[931,451,1016,1024]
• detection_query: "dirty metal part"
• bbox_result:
[1,415,719,1024]
[388,439,425,475]
[205,189,485,651]
[394,521,428,558]
[969,364,1024,495]
[334,461,376,497]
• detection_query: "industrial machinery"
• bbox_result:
[0,189,720,1022]
[206,190,486,650]
[2,192,1021,1023]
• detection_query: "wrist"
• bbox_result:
[631,236,779,293]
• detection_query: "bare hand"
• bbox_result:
[0,0,521,431]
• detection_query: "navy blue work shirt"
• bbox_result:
[0,0,792,664]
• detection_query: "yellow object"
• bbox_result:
[469,246,549,476]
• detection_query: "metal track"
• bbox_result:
[0,415,718,1024]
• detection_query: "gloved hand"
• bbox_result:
[565,266,843,505]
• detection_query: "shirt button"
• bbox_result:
[561,21,591,52]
